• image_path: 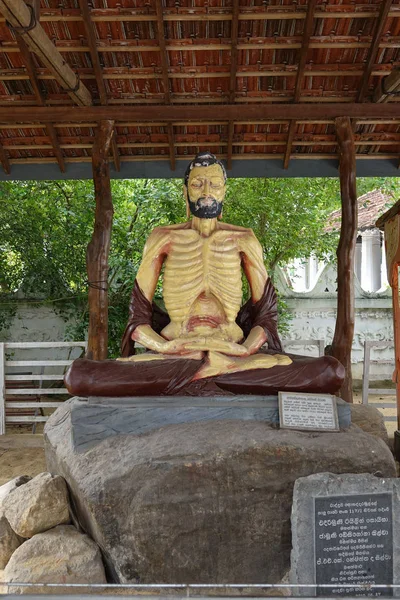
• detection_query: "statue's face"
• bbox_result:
[186,164,226,219]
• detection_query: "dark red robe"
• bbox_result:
[65,279,344,397]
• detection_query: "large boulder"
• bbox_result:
[0,476,31,517]
[2,473,70,538]
[350,403,390,447]
[44,399,396,585]
[0,517,21,569]
[4,525,106,594]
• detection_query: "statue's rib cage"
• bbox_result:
[163,230,243,323]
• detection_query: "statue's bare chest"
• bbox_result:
[163,230,243,321]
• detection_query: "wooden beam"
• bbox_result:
[45,123,65,172]
[357,0,394,102]
[0,104,400,123]
[78,0,106,105]
[1,7,400,22]
[111,137,120,172]
[155,1,170,104]
[229,0,240,103]
[7,152,400,167]
[0,65,393,81]
[227,0,239,170]
[0,140,10,174]
[374,67,400,103]
[0,0,92,106]
[78,0,120,172]
[155,1,175,171]
[284,0,317,169]
[283,121,296,169]
[86,120,114,361]
[167,123,175,171]
[227,121,234,171]
[2,36,394,53]
[331,116,358,403]
[10,118,400,128]
[293,1,317,104]
[16,35,65,172]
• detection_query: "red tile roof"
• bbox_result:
[0,1,400,170]
[327,189,395,231]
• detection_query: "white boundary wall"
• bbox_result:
[0,264,394,381]
[277,263,393,380]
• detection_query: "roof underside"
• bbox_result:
[1,0,400,179]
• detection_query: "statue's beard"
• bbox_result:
[188,195,223,219]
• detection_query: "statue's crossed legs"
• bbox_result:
[118,349,292,380]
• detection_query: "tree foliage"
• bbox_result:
[225,177,342,278]
[1,174,398,355]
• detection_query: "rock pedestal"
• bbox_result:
[44,398,396,585]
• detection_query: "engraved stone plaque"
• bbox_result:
[290,474,400,598]
[279,392,339,432]
[315,493,393,597]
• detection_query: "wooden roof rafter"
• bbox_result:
[0,2,400,173]
[227,0,239,171]
[15,34,65,172]
[155,0,175,172]
[2,38,400,53]
[0,65,395,82]
[0,138,10,174]
[78,0,120,172]
[359,0,394,156]
[0,7,400,22]
[284,0,317,170]
[0,0,91,106]
[1,104,400,122]
[357,0,394,104]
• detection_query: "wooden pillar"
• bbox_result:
[86,120,114,360]
[331,116,358,402]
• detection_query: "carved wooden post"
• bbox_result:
[86,120,114,360]
[331,116,358,403]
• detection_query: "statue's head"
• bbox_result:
[184,152,227,219]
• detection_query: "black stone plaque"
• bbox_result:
[314,493,393,597]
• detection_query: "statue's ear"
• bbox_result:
[183,185,190,219]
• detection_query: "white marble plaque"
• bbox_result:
[278,392,339,432]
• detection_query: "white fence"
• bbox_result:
[0,341,86,435]
[0,339,397,434]
[361,340,397,423]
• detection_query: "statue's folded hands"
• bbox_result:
[175,337,249,356]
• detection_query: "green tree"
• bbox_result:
[1,174,399,355]
[225,177,343,279]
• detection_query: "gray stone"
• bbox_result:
[71,395,351,452]
[0,517,21,569]
[350,404,390,447]
[0,476,31,517]
[3,472,70,538]
[44,398,395,585]
[4,524,106,594]
[290,473,400,597]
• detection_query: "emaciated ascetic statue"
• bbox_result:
[66,152,344,397]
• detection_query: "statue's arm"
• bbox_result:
[130,229,171,353]
[240,231,269,354]
[130,229,200,356]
